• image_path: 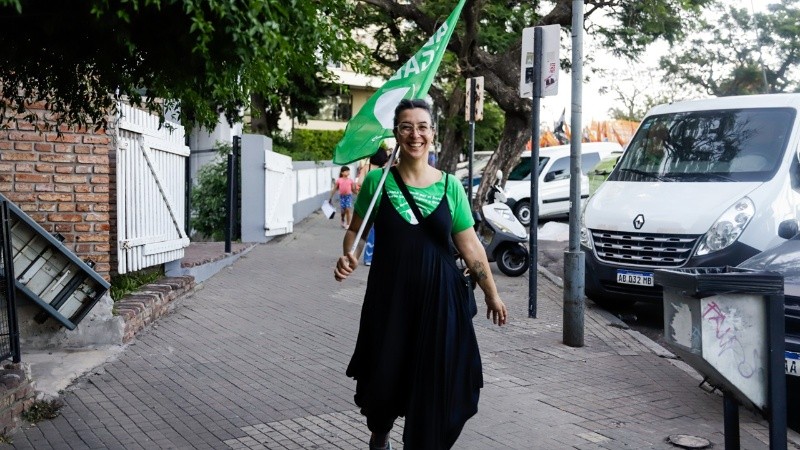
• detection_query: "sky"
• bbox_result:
[540,0,773,127]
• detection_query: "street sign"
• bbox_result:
[519,25,560,98]
[519,27,535,98]
[465,76,484,121]
[540,24,560,97]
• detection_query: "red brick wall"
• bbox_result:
[0,107,114,280]
[0,363,35,435]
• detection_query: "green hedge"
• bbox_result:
[191,144,233,240]
[274,129,344,161]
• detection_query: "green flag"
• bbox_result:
[332,0,466,165]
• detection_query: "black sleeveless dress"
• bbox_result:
[346,169,483,449]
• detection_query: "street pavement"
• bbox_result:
[3,212,795,449]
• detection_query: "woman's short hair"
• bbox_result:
[393,99,433,128]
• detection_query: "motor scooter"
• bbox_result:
[472,171,530,276]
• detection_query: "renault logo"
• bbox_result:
[633,214,645,230]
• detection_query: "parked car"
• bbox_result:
[457,151,494,192]
[736,220,800,417]
[504,142,622,226]
[582,94,800,306]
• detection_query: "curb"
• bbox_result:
[165,244,257,284]
[114,275,196,343]
[537,262,681,360]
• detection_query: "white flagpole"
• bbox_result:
[348,143,400,255]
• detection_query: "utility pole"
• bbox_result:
[465,76,484,210]
[563,0,585,347]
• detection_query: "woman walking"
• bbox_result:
[334,99,507,449]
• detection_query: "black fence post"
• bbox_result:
[184,135,192,238]
[767,291,787,450]
[723,392,740,450]
[224,150,235,254]
[0,202,20,363]
[232,136,241,241]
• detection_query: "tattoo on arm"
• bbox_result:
[469,260,488,283]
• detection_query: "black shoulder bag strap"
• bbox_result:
[389,166,445,244]
[388,168,462,267]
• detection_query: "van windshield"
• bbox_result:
[610,107,795,182]
[508,156,549,181]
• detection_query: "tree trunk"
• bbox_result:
[250,93,269,135]
[438,86,466,174]
[474,110,530,210]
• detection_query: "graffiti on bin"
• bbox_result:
[702,300,758,379]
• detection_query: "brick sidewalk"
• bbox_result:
[3,212,787,449]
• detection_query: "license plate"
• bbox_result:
[787,351,800,377]
[616,269,654,287]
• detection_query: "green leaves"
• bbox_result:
[597,0,714,58]
[0,0,363,132]
[190,144,233,240]
[659,0,800,96]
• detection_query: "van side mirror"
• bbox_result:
[778,219,800,239]
[545,171,569,182]
[495,169,503,183]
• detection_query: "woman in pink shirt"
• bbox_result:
[330,166,355,228]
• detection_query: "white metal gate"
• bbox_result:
[264,151,294,236]
[116,105,190,274]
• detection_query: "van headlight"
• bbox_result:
[695,197,755,256]
[580,202,592,250]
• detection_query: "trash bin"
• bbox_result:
[655,266,783,412]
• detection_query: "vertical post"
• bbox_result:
[528,26,543,318]
[232,136,242,241]
[468,78,476,210]
[563,0,585,347]
[767,293,787,450]
[723,392,741,450]
[184,146,192,238]
[224,149,235,254]
[1,204,20,363]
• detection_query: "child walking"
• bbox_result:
[330,166,355,228]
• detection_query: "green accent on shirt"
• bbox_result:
[354,168,475,234]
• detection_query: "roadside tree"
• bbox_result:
[0,0,365,132]
[660,1,800,96]
[353,0,713,207]
[600,64,687,122]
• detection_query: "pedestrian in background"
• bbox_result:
[334,99,507,449]
[329,166,355,228]
[427,148,437,167]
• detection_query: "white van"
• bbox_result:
[504,142,622,225]
[581,94,800,305]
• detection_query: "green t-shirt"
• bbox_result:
[355,168,475,234]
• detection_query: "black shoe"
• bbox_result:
[369,434,391,450]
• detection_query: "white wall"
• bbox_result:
[188,116,244,182]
